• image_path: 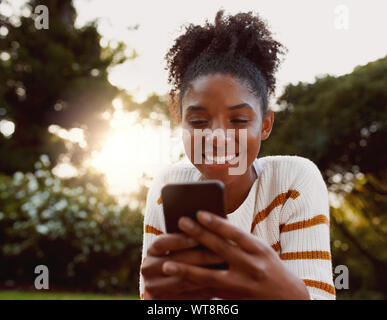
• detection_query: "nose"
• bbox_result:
[205,129,231,147]
[205,121,232,149]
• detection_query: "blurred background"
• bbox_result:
[0,0,386,300]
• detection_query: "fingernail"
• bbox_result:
[163,262,178,274]
[198,211,212,224]
[179,217,194,230]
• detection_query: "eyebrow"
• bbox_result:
[186,103,254,112]
[229,103,254,110]
[186,105,206,112]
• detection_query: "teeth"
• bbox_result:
[204,154,237,164]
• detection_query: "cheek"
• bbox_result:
[247,134,261,158]
[182,128,193,160]
[237,124,261,155]
[246,128,261,160]
[182,128,201,162]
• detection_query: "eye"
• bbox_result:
[188,120,208,126]
[231,119,250,124]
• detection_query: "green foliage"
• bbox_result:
[330,174,387,299]
[120,93,172,120]
[0,155,144,293]
[263,55,387,177]
[0,0,129,173]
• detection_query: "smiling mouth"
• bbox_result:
[202,153,239,164]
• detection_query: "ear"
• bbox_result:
[261,109,274,141]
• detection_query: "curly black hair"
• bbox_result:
[165,10,286,122]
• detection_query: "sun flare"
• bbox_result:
[90,108,184,197]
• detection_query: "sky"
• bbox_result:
[73,0,387,103]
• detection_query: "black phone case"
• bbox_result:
[161,180,226,233]
[161,180,229,270]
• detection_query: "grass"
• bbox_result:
[0,290,139,300]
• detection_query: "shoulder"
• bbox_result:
[256,155,326,192]
[258,155,320,172]
[256,156,329,223]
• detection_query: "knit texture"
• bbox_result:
[139,155,336,300]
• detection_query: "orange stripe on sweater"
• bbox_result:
[251,190,300,233]
[144,224,163,236]
[280,250,331,260]
[157,196,162,205]
[280,214,329,233]
[271,241,281,252]
[303,279,336,296]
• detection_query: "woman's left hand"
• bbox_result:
[161,210,310,300]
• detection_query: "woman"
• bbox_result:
[139,10,335,300]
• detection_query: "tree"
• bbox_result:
[264,56,387,178]
[0,0,129,173]
[0,156,144,292]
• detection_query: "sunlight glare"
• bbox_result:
[90,110,183,196]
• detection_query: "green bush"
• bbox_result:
[0,155,144,294]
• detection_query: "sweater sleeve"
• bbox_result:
[138,170,167,300]
[278,158,336,300]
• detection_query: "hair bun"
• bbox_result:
[165,10,286,122]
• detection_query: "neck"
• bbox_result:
[224,164,257,214]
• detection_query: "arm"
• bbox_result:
[278,160,336,300]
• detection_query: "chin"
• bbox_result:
[198,167,237,185]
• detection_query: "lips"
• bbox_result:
[202,152,239,164]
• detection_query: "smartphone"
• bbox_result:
[161,180,229,270]
[161,180,227,233]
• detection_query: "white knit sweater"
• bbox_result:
[139,155,336,300]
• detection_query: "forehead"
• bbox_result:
[182,73,261,113]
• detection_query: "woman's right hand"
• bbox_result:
[141,233,225,299]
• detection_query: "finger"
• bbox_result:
[142,248,225,279]
[141,255,168,277]
[168,248,226,266]
[178,216,248,264]
[147,233,199,256]
[196,211,269,254]
[162,261,225,289]
[142,249,225,279]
